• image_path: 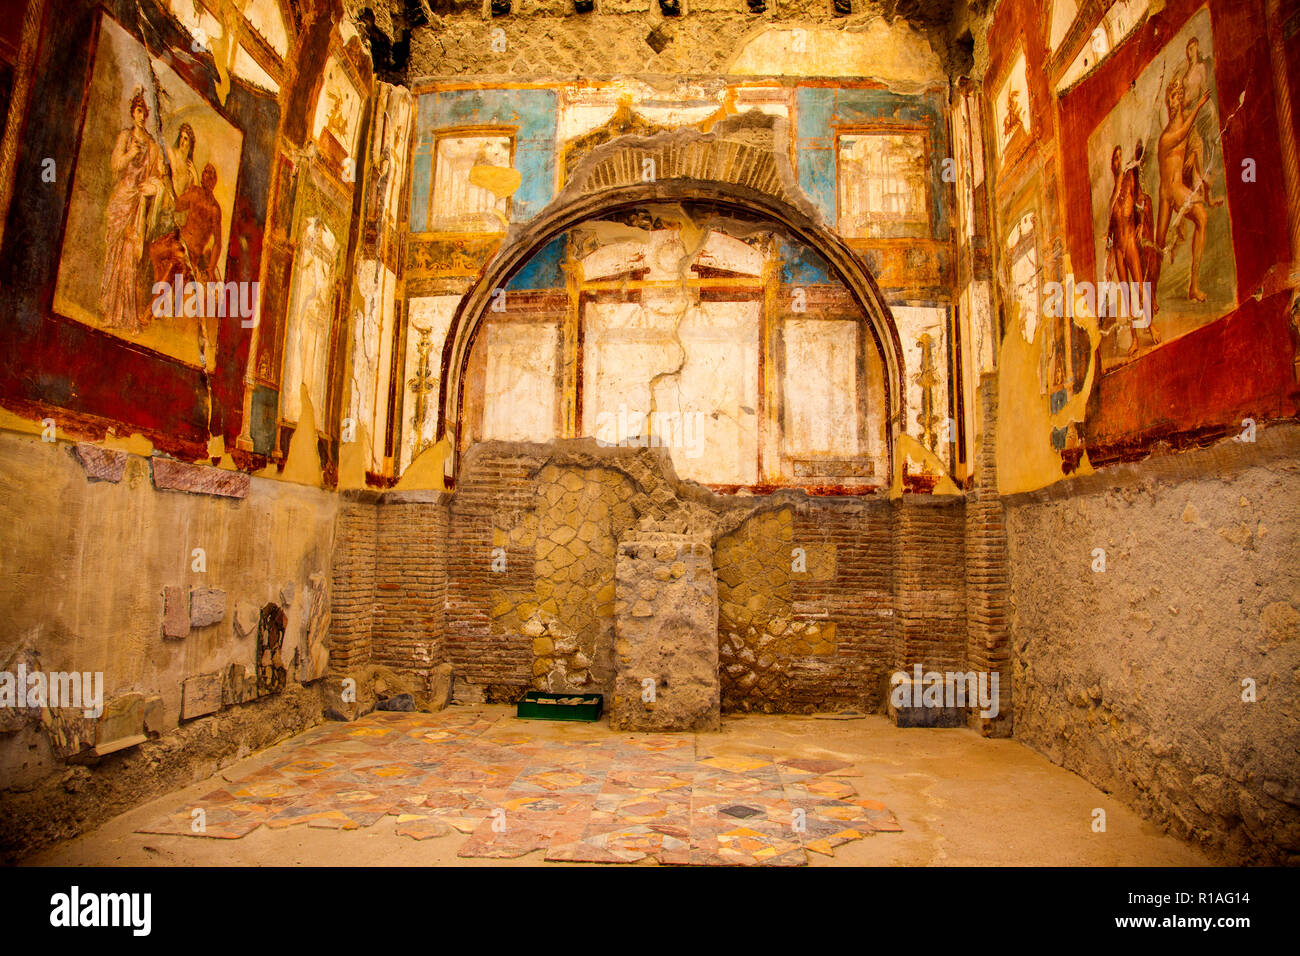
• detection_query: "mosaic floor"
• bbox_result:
[139,710,901,865]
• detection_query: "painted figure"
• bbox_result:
[1156,77,1212,302]
[1105,143,1160,352]
[167,123,199,204]
[283,216,338,423]
[1003,89,1025,139]
[1177,36,1223,213]
[175,163,224,282]
[99,87,167,332]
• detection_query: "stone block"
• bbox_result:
[72,444,127,483]
[42,707,96,761]
[189,588,226,627]
[162,586,189,640]
[611,532,719,732]
[151,457,250,498]
[222,663,257,707]
[295,575,330,684]
[95,692,145,750]
[429,663,454,711]
[180,672,222,720]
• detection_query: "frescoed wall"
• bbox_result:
[401,74,962,492]
[986,0,1298,493]
[53,14,245,368]
[978,0,1300,867]
[0,0,282,458]
[1084,7,1236,370]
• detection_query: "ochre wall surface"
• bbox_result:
[1005,426,1300,865]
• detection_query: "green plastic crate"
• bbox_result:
[516,690,603,722]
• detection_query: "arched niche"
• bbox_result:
[437,120,906,489]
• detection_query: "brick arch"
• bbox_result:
[437,124,906,488]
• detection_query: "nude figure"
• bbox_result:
[1106,145,1159,353]
[1178,37,1223,211]
[1106,145,1143,288]
[1156,77,1213,302]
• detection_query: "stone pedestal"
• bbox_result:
[611,532,720,732]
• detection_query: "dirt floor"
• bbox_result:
[29,704,1207,866]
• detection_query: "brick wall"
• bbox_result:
[371,492,450,678]
[327,489,452,691]
[331,439,988,714]
[328,494,381,674]
[965,374,1012,735]
[445,445,547,695]
[440,440,973,712]
[893,496,967,674]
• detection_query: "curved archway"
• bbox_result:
[437,156,906,488]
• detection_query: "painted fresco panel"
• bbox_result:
[410,88,558,230]
[995,50,1031,161]
[429,134,512,233]
[673,301,760,486]
[363,83,415,254]
[781,318,858,460]
[893,305,950,452]
[583,296,759,486]
[482,321,559,441]
[1085,6,1236,370]
[837,132,929,239]
[53,14,244,369]
[400,295,459,470]
[282,174,349,426]
[311,56,362,169]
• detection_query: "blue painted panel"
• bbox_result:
[779,238,832,286]
[795,87,834,143]
[794,85,951,240]
[408,149,431,233]
[798,148,836,224]
[416,92,437,145]
[416,88,559,227]
[507,234,567,290]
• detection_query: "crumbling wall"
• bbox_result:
[439,437,968,712]
[400,6,956,81]
[1004,427,1300,864]
[611,530,719,731]
[0,430,337,860]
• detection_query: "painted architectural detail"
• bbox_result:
[994,50,1031,161]
[429,134,513,233]
[836,132,930,239]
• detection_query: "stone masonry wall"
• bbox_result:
[1004,426,1300,864]
[393,4,958,81]
[611,531,720,731]
[0,431,336,860]
[435,439,970,713]
[716,499,896,713]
